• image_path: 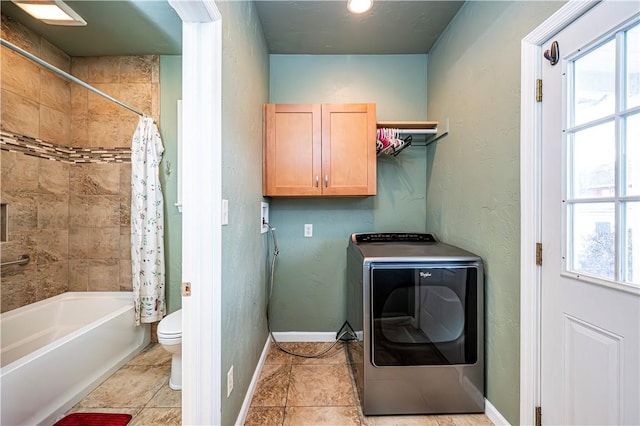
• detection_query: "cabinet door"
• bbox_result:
[263,104,322,196]
[321,104,376,196]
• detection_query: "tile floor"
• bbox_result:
[63,343,181,426]
[244,342,494,426]
[63,342,492,426]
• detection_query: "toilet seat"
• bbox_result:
[158,309,181,337]
[158,334,181,345]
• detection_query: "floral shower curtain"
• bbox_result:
[131,116,166,325]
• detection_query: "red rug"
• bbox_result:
[53,413,132,426]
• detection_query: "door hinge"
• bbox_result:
[535,406,542,426]
[536,243,543,266]
[536,79,543,102]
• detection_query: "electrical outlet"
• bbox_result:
[227,365,234,397]
[261,202,269,234]
[304,223,313,237]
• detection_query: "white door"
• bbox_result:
[541,1,640,425]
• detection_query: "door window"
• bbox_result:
[565,21,640,286]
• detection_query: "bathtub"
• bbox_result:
[0,292,151,426]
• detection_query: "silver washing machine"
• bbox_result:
[346,232,484,416]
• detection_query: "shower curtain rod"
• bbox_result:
[1,38,146,118]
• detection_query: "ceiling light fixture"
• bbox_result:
[347,0,373,14]
[11,0,87,26]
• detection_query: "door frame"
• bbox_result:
[519,1,600,424]
[168,1,222,425]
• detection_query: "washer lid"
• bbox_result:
[348,232,482,262]
[158,309,181,335]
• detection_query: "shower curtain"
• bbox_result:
[131,116,166,325]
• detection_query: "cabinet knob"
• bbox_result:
[315,175,319,187]
[325,175,328,187]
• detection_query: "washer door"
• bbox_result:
[370,264,479,366]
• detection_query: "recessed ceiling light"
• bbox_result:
[11,0,87,26]
[347,0,373,14]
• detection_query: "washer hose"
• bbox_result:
[265,222,351,358]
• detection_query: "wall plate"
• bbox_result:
[261,202,269,234]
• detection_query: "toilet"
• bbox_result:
[157,309,182,390]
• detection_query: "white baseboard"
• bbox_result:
[485,398,511,426]
[234,337,271,426]
[271,331,339,342]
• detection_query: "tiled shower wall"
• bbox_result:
[0,14,159,313]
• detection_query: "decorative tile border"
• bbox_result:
[0,131,131,163]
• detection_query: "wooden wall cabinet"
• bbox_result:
[263,103,377,197]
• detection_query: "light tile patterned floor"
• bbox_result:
[64,342,492,426]
[64,343,181,426]
[244,342,494,426]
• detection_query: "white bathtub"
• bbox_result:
[0,292,151,426]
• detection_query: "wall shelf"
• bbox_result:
[376,120,448,153]
[377,120,438,130]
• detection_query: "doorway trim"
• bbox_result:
[519,1,599,424]
[168,0,222,424]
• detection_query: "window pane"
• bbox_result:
[571,203,616,280]
[571,122,615,198]
[626,113,640,196]
[625,202,640,285]
[627,23,640,109]
[574,39,616,126]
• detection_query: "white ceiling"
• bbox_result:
[1,0,464,56]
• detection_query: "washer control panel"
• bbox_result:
[352,233,438,243]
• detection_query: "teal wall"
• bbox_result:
[268,55,429,331]
[425,1,564,423]
[159,55,182,314]
[217,1,270,424]
[160,2,569,423]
